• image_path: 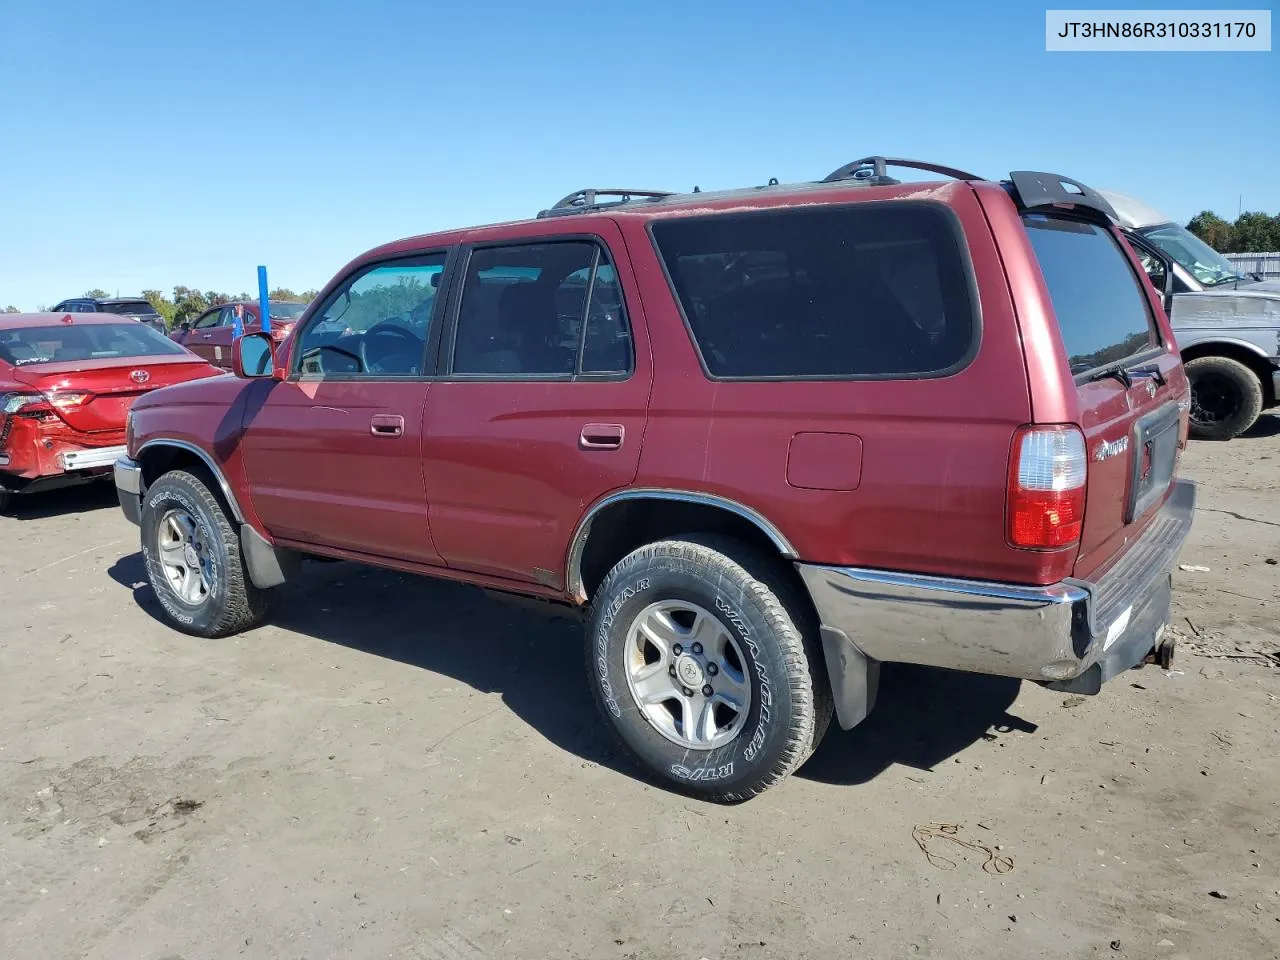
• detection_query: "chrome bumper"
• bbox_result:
[61,444,128,472]
[798,479,1196,726]
[114,456,143,525]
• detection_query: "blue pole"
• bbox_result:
[258,265,270,336]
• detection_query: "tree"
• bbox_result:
[83,288,110,299]
[2,305,20,313]
[141,289,178,328]
[1232,211,1280,252]
[1186,211,1234,252]
[171,286,210,328]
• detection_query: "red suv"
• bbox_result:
[113,158,1196,802]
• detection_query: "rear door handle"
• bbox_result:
[370,414,405,437]
[580,423,624,450]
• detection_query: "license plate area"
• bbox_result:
[1125,400,1180,524]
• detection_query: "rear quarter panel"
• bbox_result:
[621,182,1068,584]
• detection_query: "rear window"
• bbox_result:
[99,300,160,316]
[650,202,978,379]
[0,322,188,365]
[1022,214,1158,375]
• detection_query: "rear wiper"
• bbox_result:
[1086,365,1132,388]
[1130,363,1166,387]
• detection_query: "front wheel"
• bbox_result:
[1186,355,1263,441]
[140,469,267,637]
[0,487,11,514]
[585,535,832,802]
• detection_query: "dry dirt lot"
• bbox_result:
[2,420,1278,960]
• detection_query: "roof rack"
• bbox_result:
[537,188,674,219]
[821,156,984,186]
[1007,171,1118,222]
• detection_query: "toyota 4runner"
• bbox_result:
[113,157,1196,802]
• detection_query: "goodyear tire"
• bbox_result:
[140,469,267,637]
[586,535,832,802]
[1186,355,1264,441]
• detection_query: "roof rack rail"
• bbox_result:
[1006,171,1118,222]
[821,156,984,185]
[537,188,674,219]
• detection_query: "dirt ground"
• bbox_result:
[2,419,1278,960]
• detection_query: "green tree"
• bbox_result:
[1186,211,1234,252]
[171,286,211,327]
[84,288,110,299]
[1232,211,1280,252]
[3,305,20,313]
[141,289,178,329]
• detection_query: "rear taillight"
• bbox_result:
[1007,424,1087,550]
[47,391,94,410]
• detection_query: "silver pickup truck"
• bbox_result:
[1100,189,1280,441]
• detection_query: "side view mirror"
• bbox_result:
[179,321,192,332]
[233,332,279,380]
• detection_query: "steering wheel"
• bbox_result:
[360,321,424,374]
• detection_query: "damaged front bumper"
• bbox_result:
[797,479,1196,729]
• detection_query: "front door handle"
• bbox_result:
[201,333,213,339]
[580,423,624,450]
[370,414,405,437]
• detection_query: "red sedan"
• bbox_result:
[170,300,308,369]
[0,312,223,512]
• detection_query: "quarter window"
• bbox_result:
[650,203,978,379]
[1023,215,1159,375]
[452,241,633,377]
[294,255,447,378]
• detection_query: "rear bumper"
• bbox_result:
[798,479,1196,726]
[114,456,143,525]
[61,444,127,472]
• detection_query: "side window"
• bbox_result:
[192,308,223,329]
[294,254,447,378]
[1023,215,1158,375]
[452,240,632,378]
[650,203,978,379]
[1126,237,1168,294]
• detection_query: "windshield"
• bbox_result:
[0,322,189,366]
[99,300,160,316]
[1137,223,1243,287]
[268,301,307,319]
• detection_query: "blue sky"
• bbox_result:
[0,0,1275,310]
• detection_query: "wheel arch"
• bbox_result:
[565,489,798,605]
[136,439,246,524]
[1181,340,1276,406]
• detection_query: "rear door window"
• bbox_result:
[1022,214,1159,375]
[649,202,978,379]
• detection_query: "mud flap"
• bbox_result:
[819,625,881,730]
[240,524,300,589]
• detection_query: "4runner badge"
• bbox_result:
[1093,436,1129,462]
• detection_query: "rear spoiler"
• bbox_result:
[1007,171,1118,223]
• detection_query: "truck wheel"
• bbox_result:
[586,535,832,802]
[0,488,11,514]
[1186,355,1263,441]
[139,469,267,637]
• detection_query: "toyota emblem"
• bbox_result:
[130,369,150,384]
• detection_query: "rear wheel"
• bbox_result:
[585,535,832,802]
[1186,355,1263,441]
[0,488,11,514]
[140,469,267,637]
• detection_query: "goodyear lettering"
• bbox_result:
[596,578,651,717]
[714,595,773,761]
